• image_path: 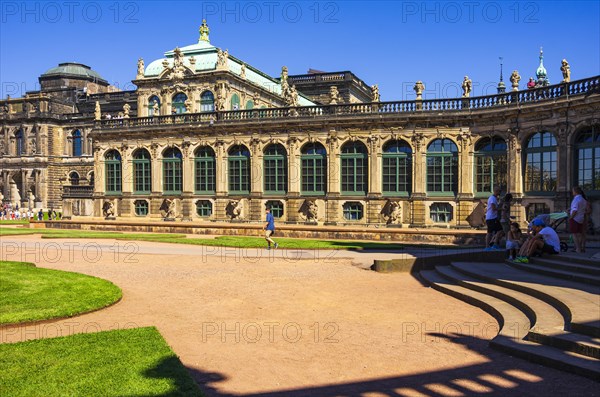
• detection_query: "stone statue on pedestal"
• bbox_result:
[329,86,341,105]
[160,198,176,220]
[382,200,402,225]
[123,103,131,118]
[94,101,101,120]
[561,59,571,83]
[461,76,472,97]
[227,199,243,220]
[510,70,521,91]
[137,58,145,79]
[371,84,380,102]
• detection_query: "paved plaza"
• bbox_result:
[1,234,598,396]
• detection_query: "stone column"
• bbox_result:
[456,133,474,228]
[409,133,427,227]
[181,142,194,220]
[325,135,341,224]
[507,132,525,224]
[249,138,263,221]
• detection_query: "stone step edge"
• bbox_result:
[528,258,600,275]
[509,261,600,286]
[438,265,599,360]
[420,270,600,380]
[453,261,600,338]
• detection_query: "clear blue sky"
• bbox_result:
[1,1,599,100]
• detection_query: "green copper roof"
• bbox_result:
[536,48,547,79]
[42,62,106,82]
[144,23,315,106]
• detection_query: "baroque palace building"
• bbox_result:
[2,20,600,229]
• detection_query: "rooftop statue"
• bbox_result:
[136,58,145,79]
[461,76,472,97]
[413,81,425,99]
[371,84,380,102]
[561,59,571,83]
[94,101,101,120]
[199,19,210,42]
[329,86,341,105]
[510,70,521,91]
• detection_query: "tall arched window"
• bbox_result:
[72,130,82,157]
[474,136,507,194]
[341,141,368,195]
[230,93,240,110]
[301,142,327,195]
[427,139,458,195]
[163,147,183,194]
[15,129,24,155]
[264,144,287,194]
[382,139,412,196]
[200,91,214,112]
[172,93,187,114]
[246,100,254,110]
[194,146,216,193]
[133,149,152,194]
[524,132,557,193]
[575,125,600,192]
[148,95,161,116]
[105,150,122,194]
[69,171,80,186]
[228,145,250,194]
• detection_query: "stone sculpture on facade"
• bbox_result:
[300,199,318,223]
[413,81,425,99]
[102,200,115,219]
[280,66,289,94]
[382,200,402,225]
[371,84,380,102]
[561,59,571,83]
[94,101,101,120]
[510,70,521,91]
[227,199,243,220]
[461,76,472,97]
[152,100,160,116]
[215,82,229,111]
[136,58,145,79]
[28,138,36,154]
[28,191,35,209]
[184,98,193,113]
[217,49,229,69]
[329,86,341,105]
[240,64,246,79]
[160,198,176,220]
[123,103,131,118]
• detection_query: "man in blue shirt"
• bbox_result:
[264,207,278,250]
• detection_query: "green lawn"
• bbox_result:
[0,225,479,250]
[0,327,202,396]
[0,261,122,325]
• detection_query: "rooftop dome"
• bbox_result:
[41,62,107,83]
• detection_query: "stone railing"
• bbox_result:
[95,75,599,130]
[62,185,94,198]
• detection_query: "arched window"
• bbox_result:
[69,171,80,186]
[382,139,412,196]
[524,132,557,193]
[426,139,458,194]
[163,147,183,194]
[200,91,214,112]
[246,100,254,110]
[474,136,507,194]
[228,145,250,194]
[133,149,152,194]
[105,150,122,194]
[72,130,83,157]
[88,171,95,186]
[194,146,216,193]
[148,95,161,116]
[230,93,240,110]
[15,129,24,155]
[341,141,368,194]
[172,93,187,114]
[575,125,600,192]
[264,144,287,194]
[301,142,327,195]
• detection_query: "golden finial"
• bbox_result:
[199,19,210,42]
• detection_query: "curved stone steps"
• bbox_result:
[437,265,600,359]
[530,258,600,276]
[419,269,600,380]
[509,261,600,286]
[451,262,600,338]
